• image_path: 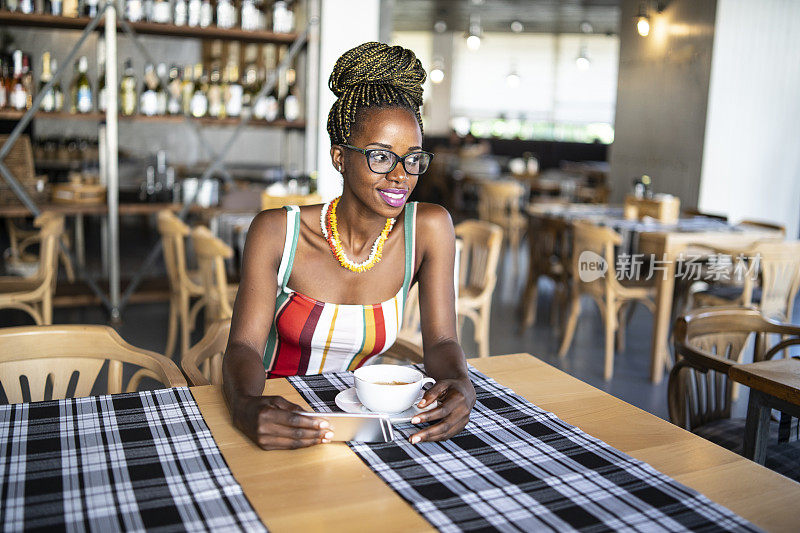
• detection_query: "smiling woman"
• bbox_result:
[222,42,475,451]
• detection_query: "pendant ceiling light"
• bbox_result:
[465,14,482,51]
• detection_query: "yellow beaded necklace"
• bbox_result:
[320,197,395,273]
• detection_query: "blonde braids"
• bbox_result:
[327,42,426,145]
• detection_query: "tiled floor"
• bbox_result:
[2,232,799,423]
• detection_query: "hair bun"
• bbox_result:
[328,42,426,105]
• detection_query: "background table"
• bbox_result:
[192,354,800,532]
[730,358,800,464]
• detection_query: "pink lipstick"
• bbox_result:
[378,188,407,208]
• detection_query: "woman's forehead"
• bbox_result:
[353,107,422,146]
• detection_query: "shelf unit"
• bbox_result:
[0,6,314,321]
[0,11,299,44]
[0,109,306,129]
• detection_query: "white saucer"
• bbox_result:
[334,387,436,423]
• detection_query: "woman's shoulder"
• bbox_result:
[245,207,291,254]
[414,202,454,233]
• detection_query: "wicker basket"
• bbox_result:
[0,135,49,206]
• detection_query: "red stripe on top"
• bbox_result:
[370,304,387,356]
[297,301,324,375]
[270,293,316,379]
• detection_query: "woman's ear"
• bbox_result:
[330,145,344,173]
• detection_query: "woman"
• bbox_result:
[223,42,475,450]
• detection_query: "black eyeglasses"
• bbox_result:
[340,144,434,175]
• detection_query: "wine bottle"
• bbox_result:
[9,51,28,111]
[155,63,168,115]
[51,58,65,112]
[126,0,144,22]
[216,0,236,29]
[40,52,57,113]
[207,64,223,118]
[199,0,212,28]
[190,63,207,118]
[181,64,194,115]
[241,64,257,112]
[173,0,187,25]
[70,56,93,114]
[120,59,138,116]
[187,0,201,26]
[140,63,158,116]
[283,63,300,121]
[152,0,171,23]
[167,65,182,115]
[0,58,8,110]
[225,63,242,118]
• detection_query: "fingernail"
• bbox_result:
[322,438,331,443]
[324,431,334,440]
[411,417,421,424]
[418,401,426,407]
[410,435,421,444]
[318,420,330,429]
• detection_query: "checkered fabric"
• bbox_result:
[0,388,266,532]
[290,366,758,533]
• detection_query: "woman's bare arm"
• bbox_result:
[223,209,331,449]
[408,203,475,443]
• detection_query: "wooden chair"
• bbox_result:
[558,221,657,380]
[455,220,503,358]
[158,210,206,358]
[681,208,728,222]
[520,214,571,330]
[0,324,186,403]
[477,180,527,279]
[669,307,800,480]
[691,241,800,324]
[739,219,786,237]
[182,319,231,386]
[191,225,238,323]
[0,213,64,325]
[5,217,75,282]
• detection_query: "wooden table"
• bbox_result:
[192,354,800,532]
[730,358,800,465]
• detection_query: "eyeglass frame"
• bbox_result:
[339,144,434,175]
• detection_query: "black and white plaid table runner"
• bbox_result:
[0,387,266,532]
[289,366,758,532]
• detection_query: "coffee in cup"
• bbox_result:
[353,364,435,414]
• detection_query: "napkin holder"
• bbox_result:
[624,194,680,224]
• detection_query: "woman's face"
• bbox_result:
[331,106,423,219]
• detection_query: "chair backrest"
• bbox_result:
[750,241,800,322]
[191,225,234,321]
[181,319,231,386]
[157,210,193,291]
[529,215,570,279]
[477,180,526,229]
[32,212,64,288]
[669,306,800,431]
[454,220,503,297]
[570,221,621,297]
[0,325,186,403]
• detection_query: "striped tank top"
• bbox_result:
[263,203,417,378]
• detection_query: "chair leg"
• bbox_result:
[478,303,491,358]
[164,295,179,358]
[42,293,53,325]
[180,293,191,357]
[615,302,627,353]
[558,293,580,358]
[604,298,616,381]
[520,273,539,329]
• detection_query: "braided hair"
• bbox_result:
[327,42,426,145]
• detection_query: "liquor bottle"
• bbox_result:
[47,0,63,16]
[166,64,182,115]
[272,0,294,33]
[83,0,98,17]
[0,58,8,110]
[251,67,268,120]
[21,53,34,110]
[70,56,93,114]
[216,0,235,29]
[225,63,242,118]
[155,63,168,115]
[62,0,78,17]
[19,0,34,14]
[187,0,200,26]
[40,52,57,112]
[139,63,158,116]
[207,64,222,118]
[126,0,144,22]
[240,0,262,31]
[119,58,138,116]
[173,0,187,25]
[97,39,106,112]
[9,51,28,111]
[152,0,171,23]
[143,0,154,22]
[50,58,64,112]
[283,63,300,121]
[180,64,194,115]
[199,0,212,28]
[189,63,207,118]
[241,64,257,112]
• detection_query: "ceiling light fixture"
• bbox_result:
[434,20,447,33]
[466,14,482,51]
[506,62,520,88]
[430,57,445,84]
[510,20,523,33]
[575,44,591,70]
[636,1,650,37]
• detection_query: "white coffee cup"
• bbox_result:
[354,364,436,414]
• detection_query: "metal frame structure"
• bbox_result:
[0,0,316,321]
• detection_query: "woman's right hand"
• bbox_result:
[230,394,333,450]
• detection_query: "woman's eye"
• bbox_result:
[371,152,390,163]
[407,154,421,164]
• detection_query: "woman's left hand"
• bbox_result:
[408,376,475,443]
